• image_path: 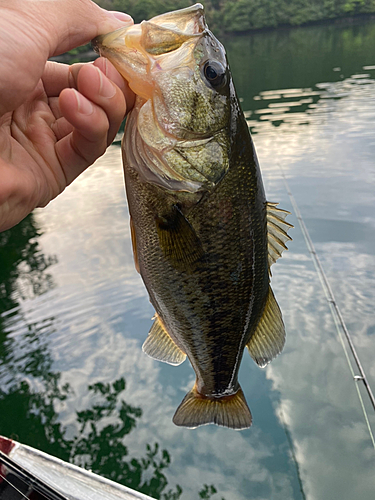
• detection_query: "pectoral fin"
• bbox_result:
[143,313,186,366]
[247,287,285,368]
[267,202,293,274]
[156,204,204,271]
[173,385,252,430]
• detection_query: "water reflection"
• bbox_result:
[224,18,375,112]
[224,19,375,499]
[0,343,219,500]
[0,214,56,329]
[245,57,375,500]
[69,379,183,500]
[0,208,235,500]
[0,205,225,500]
[0,146,304,500]
[1,18,375,500]
[244,74,375,133]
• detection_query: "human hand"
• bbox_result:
[0,0,135,232]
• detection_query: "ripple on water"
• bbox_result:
[246,71,375,135]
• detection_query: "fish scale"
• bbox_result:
[124,110,268,400]
[93,3,292,429]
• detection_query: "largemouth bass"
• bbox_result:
[93,4,292,430]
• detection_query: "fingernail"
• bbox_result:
[110,11,133,23]
[74,89,93,115]
[96,65,116,98]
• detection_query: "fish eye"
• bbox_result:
[203,61,226,89]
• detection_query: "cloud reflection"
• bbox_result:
[2,30,375,500]
[9,145,301,499]
[254,73,375,499]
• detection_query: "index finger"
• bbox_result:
[42,58,135,112]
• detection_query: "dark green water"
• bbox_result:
[1,19,375,500]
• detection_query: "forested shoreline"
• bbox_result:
[95,0,375,34]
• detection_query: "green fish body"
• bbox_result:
[93,4,292,429]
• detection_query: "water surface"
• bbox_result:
[1,19,375,500]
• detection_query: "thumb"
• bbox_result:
[40,0,134,56]
[0,0,132,116]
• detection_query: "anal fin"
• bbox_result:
[173,385,252,430]
[247,287,286,368]
[143,313,186,366]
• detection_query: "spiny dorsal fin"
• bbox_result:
[267,202,293,273]
[173,385,252,429]
[247,287,285,368]
[130,216,140,274]
[155,204,205,272]
[143,313,186,366]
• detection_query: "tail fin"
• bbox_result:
[172,386,252,430]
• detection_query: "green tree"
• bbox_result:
[94,0,375,35]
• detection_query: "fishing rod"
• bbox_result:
[0,450,69,500]
[279,167,375,447]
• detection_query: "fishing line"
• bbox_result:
[279,166,375,449]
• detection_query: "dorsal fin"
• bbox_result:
[247,287,285,368]
[143,313,186,366]
[267,202,293,273]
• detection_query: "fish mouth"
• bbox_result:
[93,4,229,192]
[92,3,206,50]
[91,4,207,100]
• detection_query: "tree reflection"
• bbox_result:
[0,217,224,500]
[67,379,223,499]
[0,214,57,337]
[0,369,225,499]
[0,315,71,459]
[69,378,182,499]
[0,347,222,500]
[199,485,224,500]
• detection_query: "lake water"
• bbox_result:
[1,18,375,500]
